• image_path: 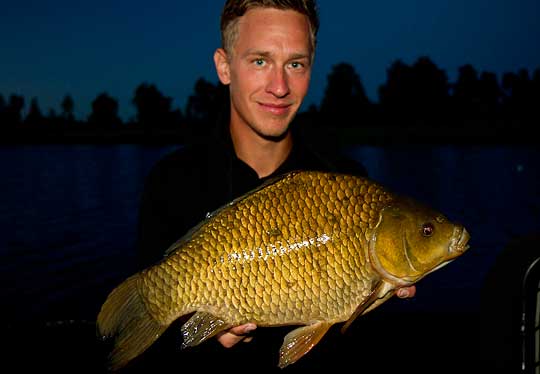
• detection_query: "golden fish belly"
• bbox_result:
[139,171,391,326]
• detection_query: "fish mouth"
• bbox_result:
[449,226,470,255]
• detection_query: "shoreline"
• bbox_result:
[1,122,537,146]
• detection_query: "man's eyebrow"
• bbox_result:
[289,53,310,60]
[244,50,272,58]
[244,50,310,60]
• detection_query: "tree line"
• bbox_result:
[1,56,538,143]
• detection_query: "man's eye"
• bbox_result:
[254,59,266,66]
[290,62,303,69]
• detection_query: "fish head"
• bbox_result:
[369,197,470,285]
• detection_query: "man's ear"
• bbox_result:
[214,48,231,85]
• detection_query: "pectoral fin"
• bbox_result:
[341,279,384,334]
[180,311,230,349]
[278,321,332,369]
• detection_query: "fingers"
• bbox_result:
[396,285,416,299]
[216,323,257,348]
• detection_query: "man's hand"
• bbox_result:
[216,323,257,348]
[396,285,416,298]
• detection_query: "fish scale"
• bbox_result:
[97,170,470,370]
[143,172,377,321]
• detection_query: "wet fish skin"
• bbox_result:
[97,170,469,370]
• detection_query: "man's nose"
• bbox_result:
[266,67,290,98]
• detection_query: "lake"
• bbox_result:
[1,143,538,326]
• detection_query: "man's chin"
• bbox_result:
[259,130,290,142]
[256,115,297,142]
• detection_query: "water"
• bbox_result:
[1,144,539,325]
[1,144,178,323]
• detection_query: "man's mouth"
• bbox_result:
[258,102,292,115]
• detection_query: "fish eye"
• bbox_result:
[422,223,434,236]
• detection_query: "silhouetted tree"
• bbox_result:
[61,94,75,123]
[4,94,25,126]
[412,57,450,114]
[24,97,45,127]
[452,64,481,116]
[452,65,502,118]
[319,62,371,126]
[532,68,540,118]
[87,92,122,129]
[185,78,228,127]
[379,57,449,121]
[501,71,517,117]
[501,68,536,118]
[132,83,182,132]
[477,71,502,116]
[47,108,58,123]
[378,59,413,119]
[0,94,5,126]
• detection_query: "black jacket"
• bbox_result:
[136,128,366,270]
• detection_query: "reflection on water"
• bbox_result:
[1,144,538,323]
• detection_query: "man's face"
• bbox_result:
[215,8,313,140]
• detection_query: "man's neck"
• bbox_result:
[229,123,293,179]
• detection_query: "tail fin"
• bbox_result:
[97,274,167,371]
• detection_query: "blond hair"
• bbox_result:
[220,0,319,56]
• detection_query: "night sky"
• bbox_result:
[2,0,539,121]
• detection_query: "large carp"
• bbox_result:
[97,170,470,370]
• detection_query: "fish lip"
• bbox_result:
[449,226,470,254]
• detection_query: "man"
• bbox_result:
[135,0,415,369]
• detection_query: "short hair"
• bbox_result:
[220,0,319,56]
